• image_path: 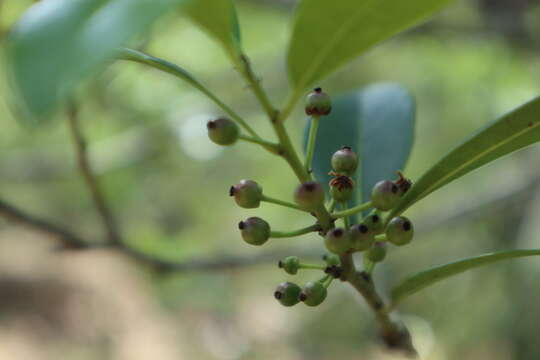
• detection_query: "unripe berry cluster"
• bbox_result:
[207,88,416,310]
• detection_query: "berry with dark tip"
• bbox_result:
[367,242,387,262]
[329,175,354,202]
[207,117,239,145]
[324,227,352,255]
[363,213,384,233]
[305,88,332,116]
[371,180,401,211]
[279,256,300,275]
[238,217,270,246]
[294,181,325,209]
[331,146,358,175]
[299,281,327,306]
[274,282,301,307]
[230,179,262,208]
[386,216,414,246]
[323,254,340,266]
[350,224,375,251]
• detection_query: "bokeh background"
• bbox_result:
[1,0,540,359]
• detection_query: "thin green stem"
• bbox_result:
[270,224,320,238]
[299,263,326,270]
[238,134,281,154]
[117,48,262,140]
[322,275,334,288]
[235,55,278,120]
[328,199,336,213]
[304,115,320,174]
[341,202,350,230]
[332,201,372,219]
[375,234,387,242]
[261,195,310,212]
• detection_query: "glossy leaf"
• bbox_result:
[7,0,184,124]
[287,0,455,92]
[304,84,415,206]
[389,96,540,218]
[391,249,540,307]
[184,0,242,59]
[359,84,415,202]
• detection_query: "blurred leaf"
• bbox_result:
[184,0,242,59]
[7,0,185,124]
[359,84,415,202]
[287,0,455,92]
[391,249,540,307]
[390,96,540,218]
[304,83,415,205]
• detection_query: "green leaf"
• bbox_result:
[389,96,540,218]
[287,0,454,92]
[304,83,415,205]
[7,0,184,124]
[391,249,540,307]
[359,84,415,203]
[184,0,242,59]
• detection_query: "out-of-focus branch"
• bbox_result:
[66,103,121,245]
[0,199,89,249]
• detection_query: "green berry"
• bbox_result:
[294,181,325,209]
[367,242,387,262]
[386,216,414,246]
[329,175,354,202]
[331,146,358,175]
[324,227,352,255]
[238,217,270,246]
[363,213,384,233]
[350,224,375,251]
[279,256,300,275]
[207,118,239,145]
[371,180,400,211]
[322,254,340,266]
[305,88,331,116]
[299,281,327,306]
[274,282,301,307]
[230,179,262,208]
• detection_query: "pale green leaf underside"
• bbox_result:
[287,0,455,91]
[389,96,540,218]
[391,249,540,307]
[184,0,242,59]
[7,0,184,124]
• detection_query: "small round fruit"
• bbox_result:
[279,256,300,275]
[323,254,340,266]
[371,180,400,211]
[230,180,262,208]
[350,224,375,251]
[363,213,384,233]
[207,118,239,145]
[386,216,414,246]
[238,217,270,246]
[324,227,352,255]
[305,88,332,116]
[367,242,387,262]
[331,146,358,175]
[299,281,327,306]
[294,181,325,209]
[329,175,354,202]
[274,282,301,307]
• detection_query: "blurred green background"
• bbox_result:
[1,0,540,359]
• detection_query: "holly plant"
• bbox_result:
[4,0,540,357]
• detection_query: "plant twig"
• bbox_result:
[66,103,121,245]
